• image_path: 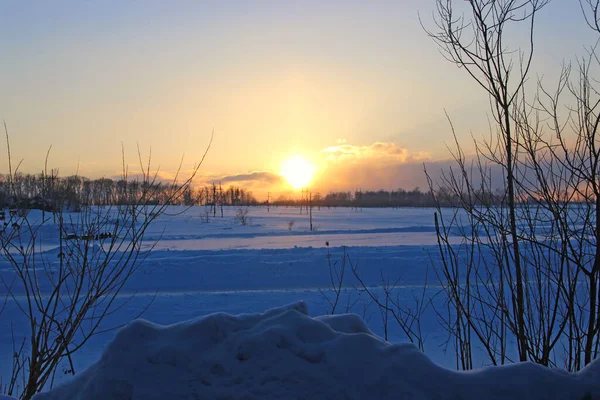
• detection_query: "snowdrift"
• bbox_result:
[34,302,599,400]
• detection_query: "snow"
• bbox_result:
[33,302,600,400]
[1,206,599,398]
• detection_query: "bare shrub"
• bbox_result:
[0,127,212,399]
[234,208,251,226]
[424,0,600,371]
[200,210,210,223]
[319,244,348,315]
[319,243,427,347]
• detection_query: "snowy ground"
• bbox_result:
[1,206,597,398]
[33,302,600,400]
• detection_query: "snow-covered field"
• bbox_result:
[1,206,598,399]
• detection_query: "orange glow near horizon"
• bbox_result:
[280,155,316,190]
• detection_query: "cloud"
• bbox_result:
[323,142,429,164]
[211,171,284,185]
[313,142,432,192]
[312,141,509,193]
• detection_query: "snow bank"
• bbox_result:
[34,302,599,400]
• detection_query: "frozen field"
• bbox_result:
[0,206,453,385]
[5,205,598,399]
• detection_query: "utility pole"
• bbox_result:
[309,191,313,232]
[267,192,270,212]
[219,182,224,218]
[212,183,217,218]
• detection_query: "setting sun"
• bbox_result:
[280,155,316,190]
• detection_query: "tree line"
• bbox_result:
[0,173,259,210]
[272,187,508,208]
[0,171,521,211]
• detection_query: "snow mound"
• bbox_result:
[34,302,599,400]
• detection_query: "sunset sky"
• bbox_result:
[0,1,594,199]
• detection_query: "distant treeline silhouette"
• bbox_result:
[0,173,259,210]
[272,187,506,208]
[0,172,510,210]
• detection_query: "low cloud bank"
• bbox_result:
[217,171,284,185]
[193,142,506,197]
[315,142,433,192]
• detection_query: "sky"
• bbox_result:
[0,1,595,199]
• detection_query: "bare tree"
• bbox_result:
[0,127,212,399]
[425,0,600,371]
[425,0,548,363]
[529,15,600,367]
